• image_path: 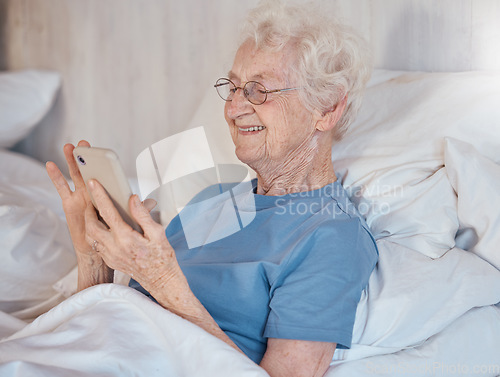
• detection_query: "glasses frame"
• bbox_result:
[214,78,299,105]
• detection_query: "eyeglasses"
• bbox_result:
[214,78,299,105]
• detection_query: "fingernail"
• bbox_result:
[88,179,96,189]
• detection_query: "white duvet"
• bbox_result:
[0,284,267,377]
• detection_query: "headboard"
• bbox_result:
[1,0,499,176]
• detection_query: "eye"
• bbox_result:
[215,78,238,101]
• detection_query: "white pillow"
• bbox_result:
[445,138,500,270]
[345,240,500,358]
[333,70,500,258]
[0,69,61,148]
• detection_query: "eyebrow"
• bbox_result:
[227,71,275,82]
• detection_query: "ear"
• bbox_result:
[315,94,348,132]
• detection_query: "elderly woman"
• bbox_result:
[47,1,377,376]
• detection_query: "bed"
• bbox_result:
[0,65,499,376]
[2,2,500,375]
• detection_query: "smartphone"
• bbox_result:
[73,146,141,232]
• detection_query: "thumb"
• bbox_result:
[130,195,163,240]
[143,198,157,213]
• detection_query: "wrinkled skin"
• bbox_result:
[46,141,160,290]
[225,39,346,196]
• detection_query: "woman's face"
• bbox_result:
[225,40,319,172]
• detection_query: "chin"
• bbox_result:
[234,147,251,164]
[234,147,259,168]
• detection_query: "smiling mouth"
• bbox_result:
[238,126,266,132]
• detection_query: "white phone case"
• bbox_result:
[73,146,141,232]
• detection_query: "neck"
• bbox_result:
[253,135,337,196]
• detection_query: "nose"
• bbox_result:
[225,87,254,120]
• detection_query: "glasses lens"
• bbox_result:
[245,81,267,105]
[215,78,235,101]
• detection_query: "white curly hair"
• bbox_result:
[239,0,373,139]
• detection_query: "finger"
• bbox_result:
[65,140,91,190]
[130,195,164,240]
[84,202,113,247]
[77,140,91,148]
[46,161,73,200]
[63,143,87,191]
[88,179,132,231]
[143,198,157,213]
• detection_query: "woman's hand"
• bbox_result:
[84,178,178,293]
[47,141,158,291]
[46,141,97,257]
[85,179,246,355]
[47,141,117,290]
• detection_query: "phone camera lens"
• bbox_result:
[77,155,86,165]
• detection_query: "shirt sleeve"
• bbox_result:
[264,217,378,349]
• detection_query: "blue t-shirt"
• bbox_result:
[130,180,378,363]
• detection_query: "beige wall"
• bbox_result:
[1,0,500,175]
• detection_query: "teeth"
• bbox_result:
[239,126,265,132]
